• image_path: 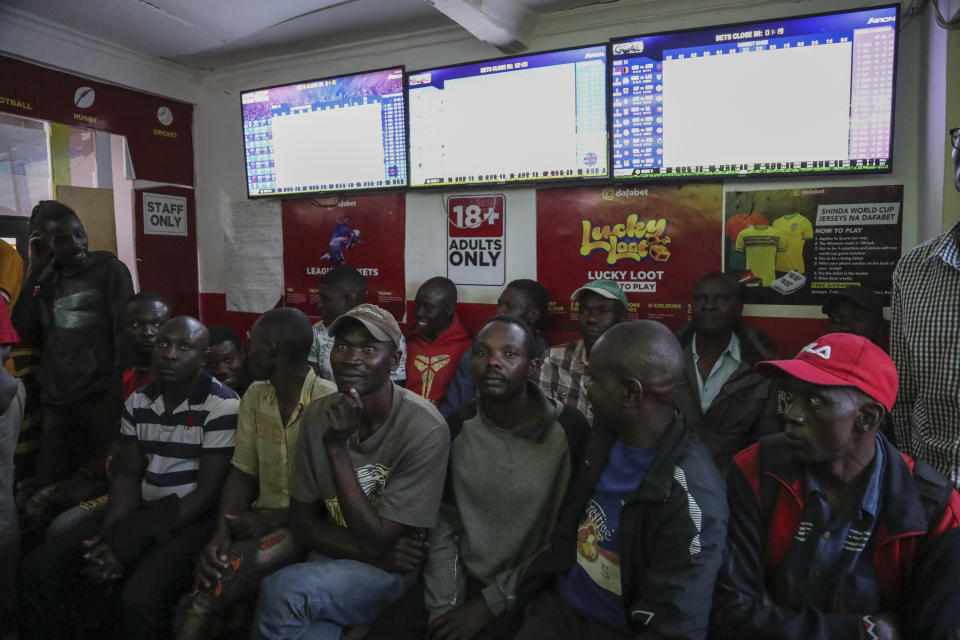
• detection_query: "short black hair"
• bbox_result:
[32,200,79,234]
[254,308,314,361]
[695,271,744,305]
[476,314,537,361]
[506,279,549,316]
[209,325,244,352]
[419,276,458,304]
[320,265,367,298]
[123,291,170,312]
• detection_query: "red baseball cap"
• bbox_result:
[754,332,897,410]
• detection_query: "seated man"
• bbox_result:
[711,332,960,640]
[439,279,551,417]
[19,316,240,640]
[821,286,887,346]
[515,320,728,639]
[253,304,450,640]
[366,315,589,639]
[309,265,406,385]
[176,308,337,639]
[534,279,626,424]
[406,277,472,406]
[206,326,251,396]
[0,299,24,637]
[674,272,779,469]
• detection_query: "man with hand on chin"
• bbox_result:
[19,316,239,640]
[253,304,450,640]
[712,333,960,640]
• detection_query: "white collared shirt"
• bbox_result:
[692,332,742,414]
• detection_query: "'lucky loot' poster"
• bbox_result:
[723,185,903,306]
[536,184,723,333]
[281,194,406,320]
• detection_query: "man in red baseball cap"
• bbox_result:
[711,333,960,640]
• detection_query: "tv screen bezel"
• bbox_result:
[607,3,900,183]
[240,65,409,199]
[406,42,612,190]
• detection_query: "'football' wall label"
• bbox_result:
[447,194,505,286]
[143,193,188,236]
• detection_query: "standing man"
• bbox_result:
[253,304,450,640]
[891,124,960,486]
[177,308,337,639]
[19,316,240,640]
[712,333,960,639]
[514,321,728,639]
[406,277,472,406]
[675,272,779,469]
[22,201,135,487]
[534,279,626,424]
[309,265,406,385]
[439,279,550,417]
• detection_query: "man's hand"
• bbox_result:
[194,534,231,590]
[373,534,428,573]
[427,597,493,640]
[872,613,901,640]
[81,536,124,583]
[322,389,364,447]
[27,232,52,272]
[225,511,275,540]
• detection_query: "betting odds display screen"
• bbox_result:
[610,5,898,180]
[408,45,608,188]
[241,67,407,197]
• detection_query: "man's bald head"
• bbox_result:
[153,316,210,386]
[165,316,209,348]
[595,320,684,404]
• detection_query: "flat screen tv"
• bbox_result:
[241,67,407,197]
[610,4,898,180]
[408,45,608,188]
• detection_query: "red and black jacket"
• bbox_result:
[711,432,960,640]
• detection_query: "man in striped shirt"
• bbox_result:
[891,124,960,486]
[19,316,240,640]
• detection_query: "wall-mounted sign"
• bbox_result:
[447,194,505,286]
[142,192,188,236]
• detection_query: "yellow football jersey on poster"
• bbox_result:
[773,213,814,274]
[735,225,787,287]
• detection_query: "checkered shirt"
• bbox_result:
[533,339,593,423]
[891,221,960,487]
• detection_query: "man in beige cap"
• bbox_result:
[252,304,450,640]
[534,279,627,424]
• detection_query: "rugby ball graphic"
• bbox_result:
[74,86,95,108]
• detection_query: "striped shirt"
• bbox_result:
[120,369,239,501]
[534,339,593,423]
[891,221,960,487]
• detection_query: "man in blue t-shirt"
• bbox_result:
[515,320,728,640]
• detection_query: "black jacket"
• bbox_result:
[674,323,779,470]
[519,416,728,639]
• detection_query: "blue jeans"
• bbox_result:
[252,552,417,640]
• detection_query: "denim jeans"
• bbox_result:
[252,551,417,640]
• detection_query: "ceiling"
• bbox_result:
[0,0,620,70]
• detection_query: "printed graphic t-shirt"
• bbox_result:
[725,213,770,272]
[289,384,450,530]
[735,225,788,287]
[556,441,658,634]
[773,213,815,274]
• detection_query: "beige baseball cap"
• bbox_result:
[328,303,402,347]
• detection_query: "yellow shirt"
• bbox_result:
[735,225,787,287]
[231,369,337,510]
[0,240,24,309]
[773,214,814,274]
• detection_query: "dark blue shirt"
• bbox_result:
[775,438,885,614]
[555,441,659,633]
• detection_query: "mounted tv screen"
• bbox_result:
[241,67,407,197]
[610,5,898,180]
[408,45,608,188]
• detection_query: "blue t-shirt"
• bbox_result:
[556,440,659,633]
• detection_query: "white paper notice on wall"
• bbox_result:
[225,198,283,313]
[447,194,506,286]
[143,193,188,236]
